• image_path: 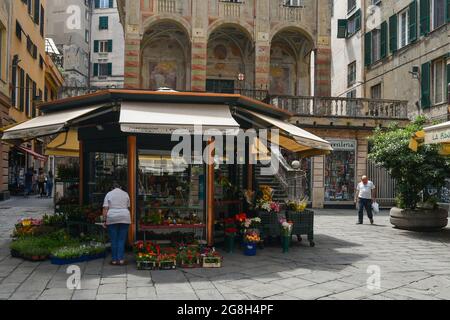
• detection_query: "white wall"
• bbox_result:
[331,0,364,98]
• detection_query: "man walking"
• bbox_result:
[354,175,376,225]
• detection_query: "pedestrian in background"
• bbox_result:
[24,168,33,197]
[46,170,54,198]
[354,175,376,225]
[102,182,131,266]
[37,168,46,197]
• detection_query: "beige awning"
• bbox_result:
[241,110,333,156]
[2,105,107,141]
[120,102,240,134]
[45,130,79,157]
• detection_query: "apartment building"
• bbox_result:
[334,0,449,122]
[46,0,92,98]
[0,0,12,199]
[90,0,124,89]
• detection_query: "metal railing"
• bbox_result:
[270,95,409,119]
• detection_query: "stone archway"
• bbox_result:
[270,27,314,96]
[141,20,191,91]
[206,23,254,93]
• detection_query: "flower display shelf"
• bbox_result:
[50,252,107,265]
[140,224,206,230]
[202,256,222,268]
[258,212,283,239]
[285,209,315,247]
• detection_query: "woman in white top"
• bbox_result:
[103,182,131,266]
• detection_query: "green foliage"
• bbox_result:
[10,231,78,258]
[369,117,450,209]
[51,243,107,260]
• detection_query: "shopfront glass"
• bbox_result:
[324,140,356,202]
[137,149,205,241]
[87,152,128,205]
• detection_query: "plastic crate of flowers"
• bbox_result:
[177,248,202,268]
[157,253,177,270]
[136,253,158,270]
[201,247,223,268]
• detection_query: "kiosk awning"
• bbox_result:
[2,105,106,140]
[240,110,333,155]
[14,146,47,161]
[424,121,450,145]
[45,130,79,157]
[119,102,240,134]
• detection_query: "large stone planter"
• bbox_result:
[390,207,448,231]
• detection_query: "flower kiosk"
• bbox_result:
[2,90,332,267]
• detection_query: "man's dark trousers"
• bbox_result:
[358,198,373,223]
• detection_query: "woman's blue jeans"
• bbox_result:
[108,224,129,262]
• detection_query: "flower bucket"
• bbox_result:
[224,236,235,253]
[243,243,257,256]
[281,236,291,253]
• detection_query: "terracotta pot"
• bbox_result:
[390,207,448,231]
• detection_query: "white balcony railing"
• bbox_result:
[156,0,177,14]
[218,1,242,18]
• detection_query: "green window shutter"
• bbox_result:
[107,40,113,52]
[446,62,450,102]
[389,14,398,53]
[420,0,430,36]
[447,0,450,22]
[421,62,431,108]
[364,32,372,67]
[409,0,418,43]
[95,0,100,8]
[380,21,388,59]
[109,0,114,8]
[107,63,112,76]
[99,16,108,29]
[337,19,348,38]
[355,9,361,32]
[93,63,99,77]
[94,40,99,53]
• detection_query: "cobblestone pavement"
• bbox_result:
[1,199,450,300]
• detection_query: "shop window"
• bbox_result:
[137,150,206,242]
[325,140,356,202]
[87,152,128,204]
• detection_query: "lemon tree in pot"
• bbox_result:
[369,117,450,231]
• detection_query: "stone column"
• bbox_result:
[312,155,325,208]
[254,0,270,91]
[190,0,208,92]
[314,0,332,97]
[123,0,142,89]
[357,135,369,180]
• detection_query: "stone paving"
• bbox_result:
[1,197,450,300]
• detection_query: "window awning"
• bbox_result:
[45,130,79,157]
[239,110,333,155]
[2,105,106,141]
[119,102,240,134]
[14,146,47,161]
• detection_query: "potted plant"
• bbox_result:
[50,243,107,265]
[369,117,450,231]
[158,253,177,270]
[242,230,261,256]
[224,218,238,253]
[136,253,158,270]
[280,219,293,253]
[177,249,201,268]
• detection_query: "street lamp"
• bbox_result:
[237,73,245,93]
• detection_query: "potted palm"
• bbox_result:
[369,117,450,231]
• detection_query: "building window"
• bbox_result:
[97,0,112,8]
[398,8,409,49]
[99,40,108,53]
[347,61,357,87]
[347,0,356,13]
[16,21,22,40]
[285,0,303,7]
[432,0,446,30]
[93,63,112,77]
[85,29,89,43]
[371,84,382,99]
[371,29,381,63]
[431,59,445,105]
[99,16,108,30]
[0,24,4,79]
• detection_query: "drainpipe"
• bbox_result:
[361,0,367,98]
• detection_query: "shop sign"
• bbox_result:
[425,128,450,145]
[328,139,356,151]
